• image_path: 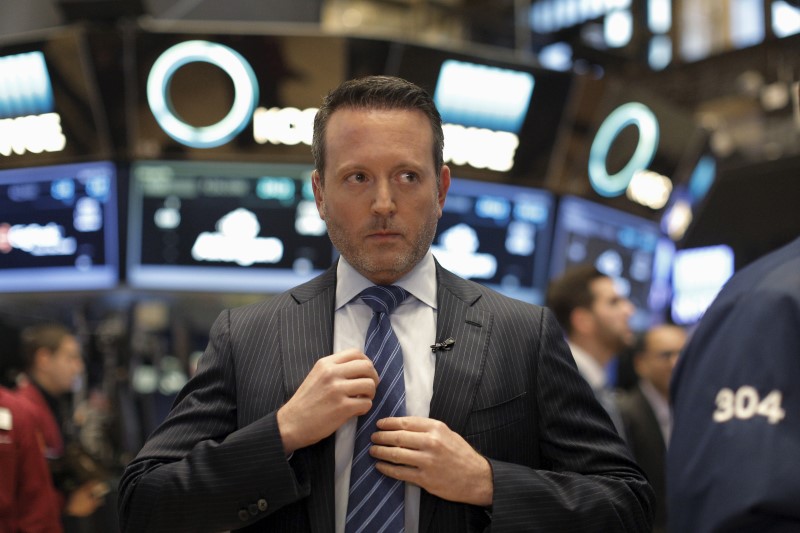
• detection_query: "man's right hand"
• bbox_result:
[277,349,378,454]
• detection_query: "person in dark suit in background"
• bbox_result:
[546,265,635,439]
[119,75,653,533]
[668,235,800,532]
[617,324,686,533]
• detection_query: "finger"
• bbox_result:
[370,443,417,467]
[371,429,425,450]
[377,416,439,431]
[339,359,379,384]
[330,348,370,363]
[343,396,374,416]
[375,460,419,483]
[341,377,378,400]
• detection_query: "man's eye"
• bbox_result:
[347,173,367,183]
[400,172,418,182]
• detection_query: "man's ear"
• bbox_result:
[571,307,594,336]
[32,347,52,371]
[312,170,325,220]
[437,165,451,216]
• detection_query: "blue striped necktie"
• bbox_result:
[346,285,408,533]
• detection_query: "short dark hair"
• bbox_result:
[633,324,685,359]
[545,265,609,335]
[311,75,444,180]
[20,323,72,371]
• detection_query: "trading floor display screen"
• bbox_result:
[127,160,334,292]
[432,177,555,304]
[0,161,119,292]
[550,195,672,328]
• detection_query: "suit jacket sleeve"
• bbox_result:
[118,308,310,533]
[485,308,654,532]
[667,243,800,533]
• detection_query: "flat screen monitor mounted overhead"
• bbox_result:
[126,160,335,293]
[549,75,707,217]
[0,27,113,169]
[671,244,734,326]
[432,177,555,304]
[0,161,119,292]
[549,195,673,329]
[131,31,346,161]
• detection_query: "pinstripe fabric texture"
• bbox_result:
[118,261,654,533]
[346,285,408,533]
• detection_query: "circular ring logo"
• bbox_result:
[147,40,259,149]
[588,102,659,197]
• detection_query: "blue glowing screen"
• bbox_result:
[434,60,535,133]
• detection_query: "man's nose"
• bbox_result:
[371,180,396,215]
[623,298,635,318]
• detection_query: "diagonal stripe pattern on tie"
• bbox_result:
[346,284,409,533]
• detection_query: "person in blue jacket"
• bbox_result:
[667,235,800,532]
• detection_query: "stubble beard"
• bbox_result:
[326,208,439,284]
[608,328,635,354]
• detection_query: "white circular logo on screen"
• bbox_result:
[147,40,259,149]
[588,102,659,197]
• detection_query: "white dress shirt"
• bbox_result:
[638,379,672,446]
[333,251,438,533]
[568,342,608,391]
[568,341,626,440]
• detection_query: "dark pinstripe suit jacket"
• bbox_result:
[118,263,654,532]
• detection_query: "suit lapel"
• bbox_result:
[282,264,337,533]
[420,264,493,533]
[282,264,337,395]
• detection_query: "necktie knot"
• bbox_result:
[359,285,408,315]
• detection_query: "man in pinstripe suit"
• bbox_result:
[119,75,654,532]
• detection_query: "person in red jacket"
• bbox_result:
[0,386,63,533]
[15,323,106,521]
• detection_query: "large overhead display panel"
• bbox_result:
[0,161,119,292]
[549,195,673,329]
[127,160,334,293]
[0,26,112,169]
[548,75,708,220]
[129,27,347,162]
[433,177,555,305]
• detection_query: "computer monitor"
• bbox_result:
[549,195,672,329]
[126,160,334,292]
[671,244,734,325]
[0,161,119,292]
[432,177,555,304]
[0,27,113,169]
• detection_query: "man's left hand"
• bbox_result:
[370,416,493,507]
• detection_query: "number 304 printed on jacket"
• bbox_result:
[713,386,785,425]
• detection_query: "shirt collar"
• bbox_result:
[568,341,608,391]
[335,250,438,311]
